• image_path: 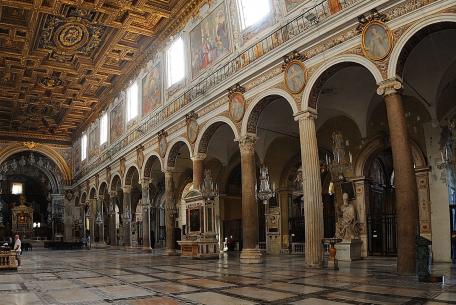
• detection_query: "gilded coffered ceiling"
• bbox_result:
[0,0,205,145]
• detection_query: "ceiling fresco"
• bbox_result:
[0,0,205,145]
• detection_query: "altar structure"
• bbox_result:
[178,170,219,259]
[11,195,33,239]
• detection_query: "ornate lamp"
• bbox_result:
[200,169,219,202]
[327,131,353,181]
[95,211,103,225]
[256,165,275,205]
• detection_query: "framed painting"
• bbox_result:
[284,60,306,94]
[190,3,230,78]
[159,135,167,158]
[229,92,245,123]
[88,125,99,159]
[110,102,124,143]
[142,62,162,116]
[361,20,393,61]
[187,118,198,144]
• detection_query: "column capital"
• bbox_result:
[191,153,207,161]
[294,110,317,121]
[238,134,257,154]
[140,177,150,187]
[163,169,174,178]
[122,185,132,193]
[377,78,402,96]
[109,191,117,198]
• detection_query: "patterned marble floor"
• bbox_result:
[0,248,455,305]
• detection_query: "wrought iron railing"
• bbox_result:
[74,0,360,181]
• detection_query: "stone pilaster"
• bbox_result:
[122,185,132,247]
[109,191,118,246]
[295,111,324,266]
[377,78,419,274]
[141,178,152,251]
[191,153,206,190]
[239,135,263,263]
[164,170,177,255]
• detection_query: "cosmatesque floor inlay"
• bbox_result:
[0,248,455,305]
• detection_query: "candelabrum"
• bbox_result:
[326,131,353,181]
[123,209,131,224]
[201,169,219,202]
[95,211,103,225]
[256,165,275,205]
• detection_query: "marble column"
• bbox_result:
[164,170,177,255]
[377,79,419,274]
[192,153,206,190]
[122,185,132,247]
[295,111,324,266]
[109,191,118,246]
[141,178,152,251]
[98,199,106,244]
[239,135,262,263]
[90,198,96,244]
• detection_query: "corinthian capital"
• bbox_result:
[377,78,402,96]
[238,134,257,154]
[294,110,317,121]
[191,153,207,161]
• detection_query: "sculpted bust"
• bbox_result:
[335,193,360,240]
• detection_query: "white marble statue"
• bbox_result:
[335,193,360,240]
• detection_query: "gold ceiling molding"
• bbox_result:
[0,0,195,144]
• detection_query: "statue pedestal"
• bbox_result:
[335,239,362,261]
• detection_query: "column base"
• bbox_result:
[240,248,263,264]
[143,247,153,253]
[165,249,178,256]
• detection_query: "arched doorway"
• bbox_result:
[0,151,65,241]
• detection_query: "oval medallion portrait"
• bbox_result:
[361,20,393,61]
[284,60,306,94]
[229,92,245,123]
[159,136,167,158]
[187,118,199,144]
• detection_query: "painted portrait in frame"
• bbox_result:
[362,20,393,61]
[229,92,245,123]
[110,101,124,143]
[159,135,167,158]
[142,61,162,117]
[88,125,99,159]
[187,118,199,144]
[190,3,230,78]
[284,60,306,94]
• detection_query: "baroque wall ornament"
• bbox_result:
[158,130,168,158]
[358,9,393,61]
[185,111,199,144]
[228,83,246,123]
[282,51,307,94]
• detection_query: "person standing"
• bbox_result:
[14,234,21,268]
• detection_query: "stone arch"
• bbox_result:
[195,116,239,154]
[80,192,87,205]
[124,166,140,186]
[110,174,122,192]
[165,138,192,169]
[302,55,384,111]
[89,187,97,199]
[388,14,456,78]
[98,181,109,197]
[242,89,299,136]
[142,152,163,179]
[0,142,71,183]
[353,135,427,178]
